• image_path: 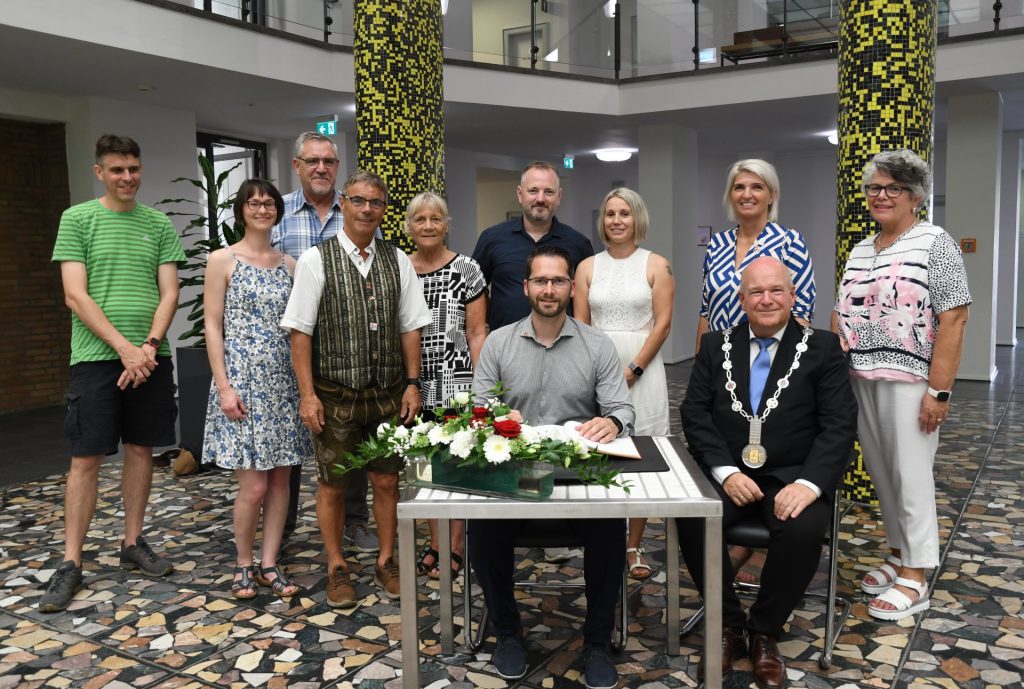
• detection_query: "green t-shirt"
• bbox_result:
[52,199,186,365]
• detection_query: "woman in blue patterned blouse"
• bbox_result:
[696,159,816,352]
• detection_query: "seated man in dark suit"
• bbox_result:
[678,256,856,689]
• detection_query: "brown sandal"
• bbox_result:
[230,564,257,599]
[255,565,299,597]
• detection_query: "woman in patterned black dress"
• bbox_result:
[405,191,487,578]
[203,179,312,599]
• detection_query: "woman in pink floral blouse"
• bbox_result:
[832,149,970,622]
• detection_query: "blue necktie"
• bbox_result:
[749,337,775,412]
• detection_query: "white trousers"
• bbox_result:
[851,377,940,568]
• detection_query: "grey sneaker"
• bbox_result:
[119,536,173,576]
[344,523,380,553]
[39,560,83,613]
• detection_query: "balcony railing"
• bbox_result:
[152,0,1024,81]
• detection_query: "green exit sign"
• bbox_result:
[316,120,337,136]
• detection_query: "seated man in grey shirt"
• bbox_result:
[470,245,634,689]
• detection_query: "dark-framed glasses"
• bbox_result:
[344,195,387,211]
[864,183,911,198]
[245,199,277,211]
[296,156,339,168]
[527,277,571,288]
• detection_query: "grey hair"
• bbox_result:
[404,191,449,235]
[862,149,931,208]
[293,131,338,158]
[722,159,780,223]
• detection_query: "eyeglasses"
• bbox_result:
[527,277,571,288]
[245,199,277,211]
[296,156,339,168]
[344,195,387,211]
[864,183,911,198]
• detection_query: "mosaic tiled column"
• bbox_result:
[836,0,936,503]
[354,0,445,253]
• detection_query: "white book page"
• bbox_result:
[561,421,641,459]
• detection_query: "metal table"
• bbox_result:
[396,436,724,688]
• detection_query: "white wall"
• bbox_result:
[997,131,1023,345]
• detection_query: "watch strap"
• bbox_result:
[927,386,951,401]
[629,362,644,377]
[406,377,422,388]
[143,337,161,349]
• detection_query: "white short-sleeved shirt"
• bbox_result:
[281,232,431,335]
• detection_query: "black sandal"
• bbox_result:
[230,564,257,599]
[255,565,299,597]
[416,545,440,576]
[427,552,464,579]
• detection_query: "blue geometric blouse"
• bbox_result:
[700,222,816,331]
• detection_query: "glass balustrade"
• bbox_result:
[144,0,1023,80]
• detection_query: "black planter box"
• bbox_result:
[176,346,211,460]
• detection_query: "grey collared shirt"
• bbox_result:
[472,316,635,435]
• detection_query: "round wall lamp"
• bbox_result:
[594,148,634,162]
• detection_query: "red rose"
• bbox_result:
[472,407,489,418]
[493,419,522,439]
[443,415,458,422]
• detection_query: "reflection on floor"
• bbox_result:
[2,343,1024,688]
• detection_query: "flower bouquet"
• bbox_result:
[342,384,628,500]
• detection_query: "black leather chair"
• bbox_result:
[463,518,629,652]
[680,489,850,669]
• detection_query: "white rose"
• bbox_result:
[453,391,470,405]
[393,425,409,439]
[483,434,512,464]
[377,423,391,438]
[449,430,476,459]
[413,422,432,436]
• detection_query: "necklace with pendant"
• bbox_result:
[721,326,812,468]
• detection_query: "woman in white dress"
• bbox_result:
[574,187,675,578]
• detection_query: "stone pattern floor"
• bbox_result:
[2,352,1024,688]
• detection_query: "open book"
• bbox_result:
[561,420,641,459]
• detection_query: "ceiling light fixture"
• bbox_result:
[595,148,634,162]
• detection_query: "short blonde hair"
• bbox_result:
[404,191,449,235]
[598,187,649,245]
[722,159,780,223]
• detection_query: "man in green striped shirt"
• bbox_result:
[41,135,185,613]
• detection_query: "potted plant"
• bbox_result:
[158,155,243,459]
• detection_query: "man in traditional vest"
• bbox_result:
[282,170,430,607]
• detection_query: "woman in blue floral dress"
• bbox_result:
[202,179,312,599]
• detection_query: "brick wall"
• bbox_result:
[0,119,71,412]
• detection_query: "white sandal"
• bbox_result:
[860,555,901,594]
[868,576,929,621]
[626,547,653,579]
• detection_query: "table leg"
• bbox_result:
[666,517,680,654]
[703,516,723,688]
[438,518,453,652]
[398,517,419,688]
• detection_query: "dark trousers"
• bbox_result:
[469,518,625,645]
[676,475,830,639]
[285,465,369,533]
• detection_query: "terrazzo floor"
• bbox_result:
[2,345,1023,689]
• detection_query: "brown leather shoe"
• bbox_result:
[698,627,746,680]
[326,566,357,609]
[374,557,401,599]
[749,631,788,689]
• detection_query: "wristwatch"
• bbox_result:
[628,362,644,377]
[142,337,161,349]
[406,377,422,388]
[927,386,951,402]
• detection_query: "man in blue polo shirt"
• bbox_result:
[472,161,594,332]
